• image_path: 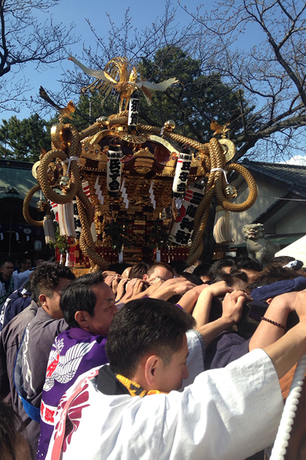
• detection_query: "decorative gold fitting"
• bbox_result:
[224,184,238,199]
[36,200,47,211]
[59,175,70,187]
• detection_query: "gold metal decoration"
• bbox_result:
[224,184,238,199]
[23,56,258,269]
[69,55,178,113]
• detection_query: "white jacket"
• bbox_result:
[46,348,282,460]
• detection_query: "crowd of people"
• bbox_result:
[0,251,306,459]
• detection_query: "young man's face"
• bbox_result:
[20,259,32,271]
[86,283,117,337]
[44,278,73,319]
[1,262,15,280]
[154,334,189,393]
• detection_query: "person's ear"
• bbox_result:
[74,311,90,329]
[144,355,161,387]
[266,298,273,304]
[143,274,149,282]
[39,293,48,309]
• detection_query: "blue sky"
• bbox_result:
[2,0,202,120]
[2,0,306,164]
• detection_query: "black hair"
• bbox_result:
[213,271,248,287]
[181,271,203,285]
[0,257,15,268]
[269,256,295,266]
[169,259,188,276]
[234,257,262,272]
[208,258,236,282]
[193,263,211,279]
[129,262,150,279]
[106,298,195,378]
[31,262,75,306]
[247,264,300,289]
[60,271,106,327]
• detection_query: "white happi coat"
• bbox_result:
[46,348,283,460]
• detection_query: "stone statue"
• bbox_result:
[242,223,280,265]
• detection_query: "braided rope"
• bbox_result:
[186,187,215,265]
[22,185,44,227]
[137,124,210,153]
[186,137,257,266]
[38,149,78,204]
[108,116,128,127]
[216,163,258,212]
[35,124,108,270]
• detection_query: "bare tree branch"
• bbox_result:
[183,0,306,160]
[0,0,79,111]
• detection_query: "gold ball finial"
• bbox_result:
[50,123,65,150]
[164,120,176,131]
[224,184,238,199]
[36,200,47,212]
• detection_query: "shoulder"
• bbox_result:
[1,300,37,332]
[183,329,205,387]
[0,302,37,352]
[32,310,68,334]
[53,329,106,352]
[12,270,32,289]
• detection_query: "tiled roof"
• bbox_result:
[242,159,306,197]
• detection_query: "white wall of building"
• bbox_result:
[227,175,305,245]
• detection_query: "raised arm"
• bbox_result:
[196,290,245,346]
[192,281,232,326]
[149,277,195,301]
[262,290,306,379]
[249,291,298,351]
[178,284,209,313]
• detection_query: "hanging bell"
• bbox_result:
[224,184,237,199]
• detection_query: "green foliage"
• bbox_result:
[48,227,68,254]
[137,46,254,143]
[0,114,51,162]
